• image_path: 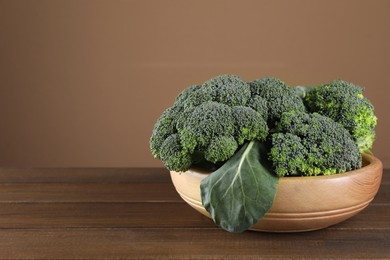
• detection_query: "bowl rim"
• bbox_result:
[183,153,382,181]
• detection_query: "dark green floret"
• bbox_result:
[182,84,214,109]
[231,106,268,145]
[269,133,307,177]
[159,134,192,172]
[249,77,306,122]
[202,74,251,107]
[150,106,182,159]
[269,111,361,176]
[246,95,268,120]
[176,75,251,109]
[204,135,238,163]
[150,74,271,172]
[179,101,235,153]
[304,80,377,152]
[174,84,201,107]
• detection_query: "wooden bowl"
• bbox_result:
[170,154,383,232]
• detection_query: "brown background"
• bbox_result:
[0,0,389,168]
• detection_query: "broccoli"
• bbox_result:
[151,74,378,234]
[249,77,306,123]
[231,106,269,145]
[174,84,201,107]
[151,74,376,175]
[149,75,269,172]
[150,105,182,159]
[202,74,251,107]
[269,133,307,176]
[181,84,214,109]
[246,95,268,120]
[204,135,238,164]
[177,100,268,168]
[303,80,377,152]
[159,134,192,172]
[177,74,252,109]
[269,111,361,176]
[179,101,236,154]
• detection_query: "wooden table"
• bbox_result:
[0,168,388,259]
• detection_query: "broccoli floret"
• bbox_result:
[175,107,194,133]
[178,102,268,161]
[174,84,201,107]
[159,134,192,172]
[269,111,361,176]
[304,80,377,152]
[270,133,307,177]
[176,75,251,110]
[246,95,268,120]
[150,106,182,159]
[183,84,214,109]
[204,135,238,163]
[180,101,235,153]
[150,100,238,172]
[202,75,251,107]
[231,106,268,145]
[249,77,305,122]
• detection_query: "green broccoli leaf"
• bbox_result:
[200,140,278,233]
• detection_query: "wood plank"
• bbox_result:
[381,170,390,184]
[373,182,389,204]
[0,202,214,228]
[0,167,170,183]
[0,228,388,259]
[0,168,386,259]
[0,202,387,229]
[0,183,182,203]
[328,204,390,230]
[0,182,386,204]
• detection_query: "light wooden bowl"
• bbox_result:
[170,154,383,232]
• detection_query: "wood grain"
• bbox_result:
[0,167,170,183]
[0,202,387,229]
[0,183,181,203]
[0,228,388,259]
[0,202,214,228]
[0,168,387,259]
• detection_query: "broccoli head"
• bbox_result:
[150,74,269,172]
[178,101,268,163]
[249,77,306,123]
[304,80,377,152]
[269,111,361,176]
